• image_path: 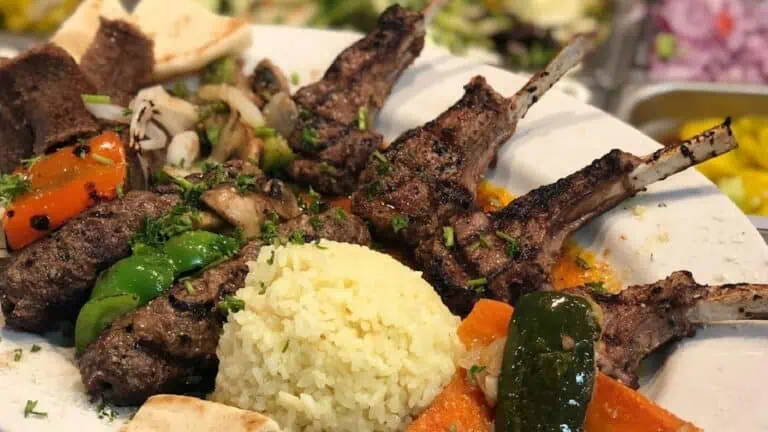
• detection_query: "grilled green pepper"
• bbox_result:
[495,292,602,432]
[260,135,296,175]
[75,230,239,353]
[163,230,239,274]
[75,294,140,353]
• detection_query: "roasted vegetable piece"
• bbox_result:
[75,294,140,353]
[495,292,602,432]
[201,56,237,85]
[162,230,239,274]
[89,252,176,303]
[3,131,127,250]
[260,135,296,175]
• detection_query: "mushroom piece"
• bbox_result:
[262,178,301,220]
[201,186,271,239]
[166,131,200,169]
[198,84,266,129]
[262,91,298,138]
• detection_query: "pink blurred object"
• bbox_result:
[651,0,768,84]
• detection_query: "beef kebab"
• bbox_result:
[351,33,596,247]
[415,120,738,316]
[78,209,371,405]
[286,1,446,195]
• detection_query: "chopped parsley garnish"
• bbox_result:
[301,127,319,149]
[0,173,31,206]
[116,184,124,199]
[267,250,276,265]
[575,256,590,270]
[30,344,41,353]
[198,102,228,120]
[495,231,520,258]
[466,278,487,289]
[201,56,237,85]
[96,400,118,423]
[289,231,305,245]
[20,155,42,169]
[91,154,114,166]
[467,241,481,253]
[372,151,390,175]
[363,179,382,199]
[81,94,111,104]
[282,340,291,353]
[23,400,47,418]
[206,126,221,147]
[259,281,268,294]
[309,215,323,231]
[443,226,455,248]
[291,71,300,86]
[235,174,258,194]
[334,208,347,221]
[391,215,409,234]
[122,107,134,117]
[253,127,277,138]
[478,235,490,249]
[314,241,327,250]
[319,162,338,175]
[300,187,324,214]
[357,106,369,130]
[184,281,196,295]
[260,216,280,244]
[586,281,608,294]
[169,81,190,98]
[218,295,245,315]
[467,364,487,385]
[130,204,199,251]
[13,348,22,361]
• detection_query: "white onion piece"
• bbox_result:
[133,85,199,129]
[167,131,200,168]
[198,84,266,129]
[139,122,169,151]
[129,99,154,151]
[84,103,131,124]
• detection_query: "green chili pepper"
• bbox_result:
[75,294,140,353]
[163,231,239,274]
[89,252,176,304]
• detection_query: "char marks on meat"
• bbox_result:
[416,121,737,316]
[0,192,179,332]
[286,5,426,195]
[0,43,100,155]
[80,18,155,106]
[78,209,371,405]
[351,34,594,247]
[572,271,768,388]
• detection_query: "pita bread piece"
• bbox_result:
[130,0,253,81]
[50,0,129,62]
[120,395,282,432]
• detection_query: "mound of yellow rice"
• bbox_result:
[211,240,463,431]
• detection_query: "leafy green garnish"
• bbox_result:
[495,231,520,258]
[96,400,118,423]
[23,400,47,418]
[130,205,199,251]
[357,106,369,130]
[253,127,277,138]
[443,226,455,248]
[334,208,347,221]
[290,71,300,86]
[586,281,608,294]
[13,348,22,362]
[235,174,258,194]
[206,126,221,147]
[301,127,320,150]
[30,344,41,353]
[289,231,305,245]
[201,56,237,85]
[169,81,190,99]
[260,213,280,244]
[198,102,229,121]
[81,94,111,104]
[218,295,245,315]
[372,151,390,175]
[391,215,408,234]
[0,173,31,206]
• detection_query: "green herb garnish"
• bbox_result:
[235,174,257,194]
[391,215,408,234]
[289,231,305,245]
[575,256,590,270]
[0,173,31,206]
[201,56,237,85]
[301,127,319,149]
[96,400,118,423]
[372,151,390,175]
[130,204,199,251]
[586,281,608,294]
[466,278,487,288]
[122,107,134,117]
[334,208,347,221]
[116,184,124,199]
[443,226,455,248]
[81,94,111,104]
[218,295,245,315]
[91,154,114,166]
[206,126,221,147]
[495,231,520,258]
[357,106,369,130]
[21,156,42,169]
[282,340,291,353]
[185,281,196,295]
[13,348,22,361]
[309,215,323,231]
[467,364,487,385]
[267,250,276,265]
[260,213,280,244]
[253,127,277,138]
[30,344,41,353]
[290,72,300,86]
[23,400,47,418]
[169,81,190,99]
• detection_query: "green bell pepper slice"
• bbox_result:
[75,294,140,353]
[90,252,176,304]
[162,230,239,275]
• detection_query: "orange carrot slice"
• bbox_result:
[585,373,702,432]
[407,371,492,432]
[4,131,127,250]
[457,298,513,349]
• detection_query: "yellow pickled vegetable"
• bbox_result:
[2,0,79,33]
[681,115,768,215]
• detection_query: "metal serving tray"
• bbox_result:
[616,81,768,243]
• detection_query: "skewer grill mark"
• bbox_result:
[628,119,737,191]
[507,33,597,125]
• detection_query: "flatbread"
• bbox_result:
[121,395,282,432]
[130,0,253,80]
[50,0,129,62]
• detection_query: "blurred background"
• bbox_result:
[1,0,767,235]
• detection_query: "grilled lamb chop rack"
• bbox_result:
[351,34,596,247]
[569,271,768,388]
[78,210,371,405]
[286,2,444,195]
[415,120,737,316]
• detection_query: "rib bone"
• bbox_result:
[415,121,740,316]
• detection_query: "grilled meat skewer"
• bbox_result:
[352,34,595,247]
[78,210,371,405]
[416,120,737,316]
[576,271,768,388]
[286,4,433,195]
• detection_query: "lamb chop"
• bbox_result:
[351,34,595,247]
[286,1,444,195]
[78,209,371,405]
[415,120,737,316]
[577,271,768,388]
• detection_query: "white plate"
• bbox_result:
[2,25,768,432]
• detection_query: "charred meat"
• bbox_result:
[0,191,179,332]
[78,209,371,405]
[286,5,427,195]
[0,44,100,155]
[352,35,594,247]
[80,18,155,106]
[572,271,768,388]
[416,121,738,316]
